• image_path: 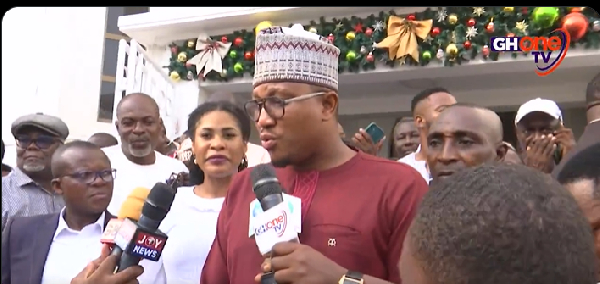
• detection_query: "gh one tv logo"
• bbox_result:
[490,28,571,77]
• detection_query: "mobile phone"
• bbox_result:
[365,122,385,144]
[553,144,563,164]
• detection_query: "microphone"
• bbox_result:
[251,165,299,284]
[103,187,150,257]
[113,183,175,272]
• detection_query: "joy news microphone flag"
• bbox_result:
[112,183,175,272]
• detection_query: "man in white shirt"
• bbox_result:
[104,93,188,214]
[1,141,114,284]
[399,88,456,183]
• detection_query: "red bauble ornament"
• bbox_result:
[170,46,178,54]
[366,53,374,62]
[244,51,254,61]
[464,41,472,50]
[407,14,416,21]
[467,18,476,27]
[365,27,373,37]
[507,33,516,37]
[354,22,364,33]
[221,36,228,43]
[233,37,244,46]
[431,27,440,36]
[521,7,528,15]
[486,22,495,33]
[562,12,589,41]
[327,33,334,43]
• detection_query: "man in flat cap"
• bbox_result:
[2,113,68,232]
[201,24,426,284]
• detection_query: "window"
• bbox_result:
[97,7,149,122]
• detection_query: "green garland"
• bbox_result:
[167,7,600,82]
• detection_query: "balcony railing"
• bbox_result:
[114,39,181,139]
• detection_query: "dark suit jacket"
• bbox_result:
[552,121,600,177]
[1,211,113,284]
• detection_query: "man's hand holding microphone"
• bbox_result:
[250,165,347,284]
[71,180,177,284]
[70,244,143,284]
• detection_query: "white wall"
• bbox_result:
[2,8,111,138]
[2,7,111,167]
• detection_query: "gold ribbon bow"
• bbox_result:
[375,16,433,62]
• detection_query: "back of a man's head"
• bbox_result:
[407,163,596,284]
[557,143,600,198]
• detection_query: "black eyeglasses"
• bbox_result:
[244,92,325,122]
[15,135,59,150]
[63,169,116,184]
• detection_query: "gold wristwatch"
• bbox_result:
[338,271,364,284]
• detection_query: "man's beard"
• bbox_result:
[127,144,153,157]
[22,162,45,173]
[271,159,291,168]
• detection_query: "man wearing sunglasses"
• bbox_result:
[2,112,69,233]
[201,24,427,284]
[2,140,116,284]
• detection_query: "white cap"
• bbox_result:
[515,98,563,124]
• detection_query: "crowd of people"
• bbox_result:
[1,23,599,284]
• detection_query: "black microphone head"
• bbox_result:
[142,183,176,221]
[251,164,283,201]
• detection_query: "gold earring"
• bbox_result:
[193,158,197,165]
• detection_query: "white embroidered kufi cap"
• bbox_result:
[253,24,340,91]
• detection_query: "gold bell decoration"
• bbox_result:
[169,71,181,82]
[374,15,433,62]
[187,39,195,49]
[445,43,458,61]
[177,52,187,62]
[448,14,458,25]
[255,21,273,36]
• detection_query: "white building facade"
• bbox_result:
[2,7,598,165]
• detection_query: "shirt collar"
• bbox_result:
[11,167,37,187]
[54,207,106,240]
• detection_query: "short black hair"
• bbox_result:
[51,140,107,178]
[410,163,596,284]
[557,143,600,198]
[410,87,450,114]
[586,72,600,105]
[186,100,252,185]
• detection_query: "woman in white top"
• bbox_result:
[139,100,251,284]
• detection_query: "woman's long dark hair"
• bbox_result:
[187,100,251,185]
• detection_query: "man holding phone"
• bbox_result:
[515,98,575,174]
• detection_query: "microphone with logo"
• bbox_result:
[251,164,299,284]
[100,187,150,257]
[112,183,175,272]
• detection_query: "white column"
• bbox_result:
[172,81,202,136]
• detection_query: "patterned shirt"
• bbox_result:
[1,168,64,233]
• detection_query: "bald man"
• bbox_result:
[88,133,118,148]
[426,104,508,183]
[206,91,271,167]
